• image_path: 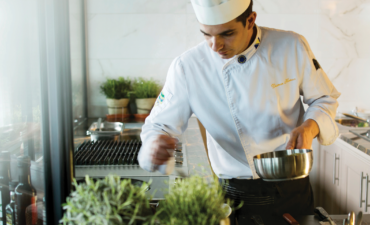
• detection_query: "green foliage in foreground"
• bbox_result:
[100,77,132,99]
[60,175,153,225]
[156,175,239,225]
[131,78,161,99]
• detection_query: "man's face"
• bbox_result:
[199,12,257,59]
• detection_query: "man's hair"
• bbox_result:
[235,0,254,27]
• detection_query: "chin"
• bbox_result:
[219,54,233,59]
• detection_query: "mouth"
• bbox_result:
[218,51,228,56]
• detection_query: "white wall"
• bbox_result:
[69,0,87,120]
[86,0,370,117]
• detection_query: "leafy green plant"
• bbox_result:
[156,175,240,225]
[60,175,154,225]
[131,78,161,99]
[100,77,132,99]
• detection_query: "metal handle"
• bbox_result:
[366,174,369,212]
[360,172,370,212]
[333,153,340,185]
[360,172,365,208]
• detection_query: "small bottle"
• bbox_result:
[0,151,11,225]
[15,156,37,225]
[5,182,18,225]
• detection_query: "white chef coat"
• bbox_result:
[138,25,341,179]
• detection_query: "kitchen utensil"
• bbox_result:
[349,212,356,225]
[166,150,188,178]
[283,213,300,225]
[343,113,370,124]
[253,149,313,181]
[356,211,363,225]
[343,218,348,225]
[314,207,337,225]
[86,121,124,141]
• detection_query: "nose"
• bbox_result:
[211,36,224,52]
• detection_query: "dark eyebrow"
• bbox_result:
[200,29,236,36]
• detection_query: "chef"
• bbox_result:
[138,0,340,222]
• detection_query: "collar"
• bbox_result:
[227,24,262,65]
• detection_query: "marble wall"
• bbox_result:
[69,0,87,121]
[86,0,370,117]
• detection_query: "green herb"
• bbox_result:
[100,77,132,99]
[156,175,240,225]
[131,78,161,99]
[60,175,154,225]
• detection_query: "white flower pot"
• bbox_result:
[135,98,156,114]
[106,98,129,115]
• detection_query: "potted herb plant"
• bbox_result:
[60,175,154,225]
[100,77,131,115]
[156,175,239,225]
[131,77,161,115]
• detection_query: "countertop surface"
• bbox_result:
[237,214,370,225]
[73,117,213,177]
[336,115,370,156]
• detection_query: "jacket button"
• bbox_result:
[238,55,246,64]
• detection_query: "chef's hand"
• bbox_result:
[286,119,320,149]
[151,135,178,165]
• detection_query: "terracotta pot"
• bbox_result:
[106,98,129,114]
[135,98,156,114]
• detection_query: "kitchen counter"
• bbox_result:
[73,117,213,178]
[336,115,370,156]
[183,117,213,177]
[237,214,370,225]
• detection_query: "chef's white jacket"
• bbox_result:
[138,25,340,179]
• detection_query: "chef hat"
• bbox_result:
[191,0,251,25]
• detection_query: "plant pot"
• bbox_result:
[106,98,129,115]
[135,98,156,114]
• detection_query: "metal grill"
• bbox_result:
[75,140,142,166]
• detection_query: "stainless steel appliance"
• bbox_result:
[74,124,188,200]
[86,120,124,141]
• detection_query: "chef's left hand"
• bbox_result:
[286,119,320,149]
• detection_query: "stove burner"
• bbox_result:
[75,140,142,166]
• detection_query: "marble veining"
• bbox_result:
[86,0,370,117]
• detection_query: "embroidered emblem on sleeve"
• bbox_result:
[313,59,321,70]
[154,92,165,106]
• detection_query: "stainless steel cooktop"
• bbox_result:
[74,122,188,200]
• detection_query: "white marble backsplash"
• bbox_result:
[86,0,370,117]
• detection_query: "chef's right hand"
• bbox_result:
[151,135,178,165]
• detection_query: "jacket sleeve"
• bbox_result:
[138,57,193,174]
[298,35,341,146]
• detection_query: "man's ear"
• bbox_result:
[247,12,257,30]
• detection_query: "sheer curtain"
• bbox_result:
[0,0,42,159]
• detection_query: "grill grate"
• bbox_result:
[75,140,142,166]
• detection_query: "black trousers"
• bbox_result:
[219,176,314,225]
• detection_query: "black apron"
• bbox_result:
[219,176,314,225]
